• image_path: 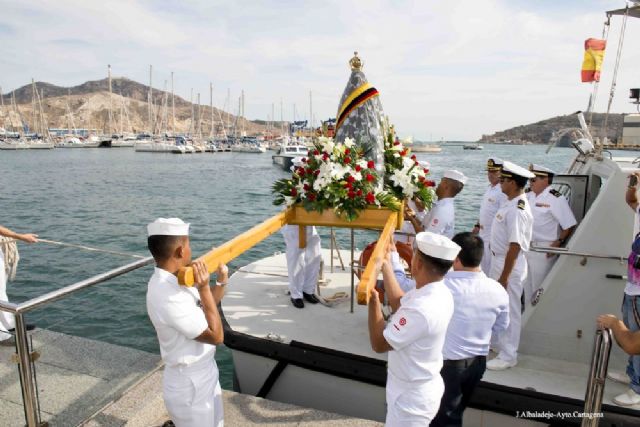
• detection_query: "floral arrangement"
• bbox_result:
[272,137,400,221]
[383,129,436,209]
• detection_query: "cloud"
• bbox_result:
[0,0,638,140]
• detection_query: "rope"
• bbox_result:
[0,238,144,259]
[602,7,629,142]
[0,236,19,281]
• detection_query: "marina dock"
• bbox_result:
[0,329,382,426]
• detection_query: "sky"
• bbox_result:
[1,0,639,141]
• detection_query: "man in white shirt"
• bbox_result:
[406,170,468,239]
[472,158,507,275]
[0,225,38,343]
[146,218,228,427]
[281,225,322,308]
[486,161,534,371]
[369,232,459,426]
[431,232,509,427]
[524,164,577,306]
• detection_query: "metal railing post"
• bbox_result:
[582,328,612,427]
[15,313,40,427]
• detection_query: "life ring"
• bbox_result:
[357,241,413,303]
[357,241,413,279]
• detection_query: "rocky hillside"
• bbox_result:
[479,112,624,145]
[0,78,278,136]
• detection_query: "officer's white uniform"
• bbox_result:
[381,232,458,426]
[383,280,453,426]
[422,170,467,239]
[489,162,533,366]
[281,225,321,299]
[145,219,223,427]
[478,158,507,275]
[0,249,14,341]
[524,167,577,304]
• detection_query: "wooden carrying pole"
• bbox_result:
[356,212,398,305]
[178,210,291,286]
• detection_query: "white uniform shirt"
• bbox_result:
[479,184,507,240]
[383,281,453,382]
[146,267,215,367]
[490,194,533,255]
[442,271,509,359]
[422,198,455,239]
[527,187,577,242]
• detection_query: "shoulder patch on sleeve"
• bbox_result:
[517,199,526,210]
[550,189,561,197]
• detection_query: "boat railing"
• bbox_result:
[581,328,613,427]
[530,245,627,263]
[0,256,154,427]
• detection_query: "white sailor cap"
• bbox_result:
[414,231,461,261]
[501,161,535,179]
[528,163,555,177]
[147,218,190,237]
[443,169,467,185]
[486,157,503,171]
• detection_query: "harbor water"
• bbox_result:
[0,144,581,388]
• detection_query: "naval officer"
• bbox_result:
[524,164,576,305]
[407,170,468,238]
[369,232,459,426]
[486,161,534,371]
[146,218,227,427]
[472,158,507,275]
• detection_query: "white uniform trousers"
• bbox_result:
[163,357,223,427]
[479,233,492,275]
[385,372,443,426]
[282,226,321,299]
[0,251,14,341]
[523,244,555,305]
[489,253,527,364]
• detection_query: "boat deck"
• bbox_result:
[224,250,640,420]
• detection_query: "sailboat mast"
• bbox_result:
[148,65,153,136]
[197,92,201,139]
[190,88,194,136]
[210,83,214,138]
[280,98,284,137]
[309,90,313,136]
[171,72,175,135]
[241,89,245,137]
[31,78,37,135]
[108,64,113,135]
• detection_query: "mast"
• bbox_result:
[309,90,313,135]
[210,83,214,138]
[197,92,201,139]
[31,78,36,134]
[190,88,194,136]
[241,89,245,137]
[171,72,175,135]
[108,64,113,135]
[148,65,153,136]
[280,98,284,137]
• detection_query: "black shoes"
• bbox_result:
[303,292,320,304]
[291,298,304,309]
[8,324,36,333]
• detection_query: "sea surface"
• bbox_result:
[0,144,587,388]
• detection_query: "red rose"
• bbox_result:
[298,167,305,176]
[347,191,356,199]
[415,161,420,166]
[410,154,417,161]
[322,152,329,161]
[425,180,436,187]
[303,184,310,191]
[355,165,362,172]
[344,182,353,189]
[346,175,355,183]
[418,176,425,182]
[423,168,429,174]
[306,168,313,175]
[308,193,316,201]
[344,156,351,164]
[366,174,375,182]
[301,157,307,163]
[291,188,297,196]
[367,160,375,169]
[366,192,376,204]
[344,148,351,156]
[400,149,407,157]
[393,141,400,146]
[314,170,320,176]
[313,150,319,156]
[356,189,363,197]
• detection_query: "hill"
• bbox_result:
[0,78,278,136]
[478,112,624,145]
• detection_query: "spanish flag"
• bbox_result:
[581,38,606,82]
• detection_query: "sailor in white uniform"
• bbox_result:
[406,170,467,239]
[145,218,227,427]
[281,225,321,308]
[369,232,459,426]
[486,162,534,371]
[524,164,576,305]
[473,158,507,275]
[0,225,38,342]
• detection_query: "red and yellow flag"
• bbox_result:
[581,38,606,82]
